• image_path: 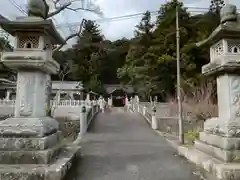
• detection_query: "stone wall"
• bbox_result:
[55,117,80,141]
[137,102,204,135]
[0,107,14,119]
[52,106,81,120]
[156,117,204,135]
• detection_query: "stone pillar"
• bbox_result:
[5,89,11,100]
[108,96,113,107]
[79,104,87,136]
[86,93,91,106]
[130,97,133,112]
[56,90,61,103]
[0,1,80,178]
[135,95,140,112]
[70,91,74,100]
[143,106,146,116]
[193,4,240,163]
[151,106,158,130]
[98,96,105,113]
[14,71,52,118]
[125,96,128,107]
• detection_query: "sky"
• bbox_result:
[1,0,240,47]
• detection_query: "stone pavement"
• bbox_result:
[65,108,202,180]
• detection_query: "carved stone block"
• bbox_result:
[0,131,62,150]
[0,117,59,137]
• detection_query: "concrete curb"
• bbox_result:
[154,130,180,149]
[154,129,240,180]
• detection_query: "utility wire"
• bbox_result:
[7,0,67,37]
[55,6,240,28]
[55,8,210,28]
[7,0,26,15]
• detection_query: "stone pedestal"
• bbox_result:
[180,4,240,180]
[0,5,80,179]
[0,71,80,179]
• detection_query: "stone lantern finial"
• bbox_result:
[27,0,49,19]
[220,4,238,24]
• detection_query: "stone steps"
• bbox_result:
[195,139,240,162]
[0,146,81,180]
[0,131,62,151]
[0,143,63,164]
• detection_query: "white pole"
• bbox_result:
[79,105,87,136]
[176,3,184,144]
[151,107,158,130]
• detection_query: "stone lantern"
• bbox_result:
[0,0,80,179]
[187,3,240,179]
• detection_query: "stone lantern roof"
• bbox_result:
[0,18,65,45]
[0,0,64,45]
[196,4,240,48]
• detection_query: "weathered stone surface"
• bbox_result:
[195,139,240,162]
[55,118,80,139]
[0,131,62,150]
[0,144,62,164]
[28,0,49,19]
[0,117,59,137]
[178,145,240,180]
[202,60,240,76]
[204,117,240,138]
[200,131,240,151]
[0,146,80,180]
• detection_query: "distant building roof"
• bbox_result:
[104,84,134,94]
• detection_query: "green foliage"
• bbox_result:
[184,128,200,145]
[0,38,15,79]
[118,0,220,101]
[210,0,225,14]
[0,0,221,98]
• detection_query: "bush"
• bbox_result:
[182,81,218,122]
[184,128,200,145]
[168,81,218,122]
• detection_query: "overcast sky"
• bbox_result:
[1,0,240,46]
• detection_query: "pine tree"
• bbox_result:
[71,20,105,93]
[210,0,225,14]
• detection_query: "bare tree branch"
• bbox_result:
[47,0,102,18]
[42,0,102,51]
[47,2,71,18]
[53,0,61,4]
[54,18,86,51]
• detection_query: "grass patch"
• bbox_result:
[184,127,200,145]
[182,144,193,148]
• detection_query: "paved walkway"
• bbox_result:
[67,108,202,180]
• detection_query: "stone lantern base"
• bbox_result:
[0,117,80,180]
[178,117,240,180]
[179,142,240,180]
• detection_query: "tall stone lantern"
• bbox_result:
[194,3,240,167]
[0,0,80,179]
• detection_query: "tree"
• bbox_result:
[99,38,130,84]
[69,20,105,93]
[117,0,220,101]
[0,37,15,80]
[27,0,103,51]
[210,0,225,14]
[117,11,155,99]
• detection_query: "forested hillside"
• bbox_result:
[1,0,224,101]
